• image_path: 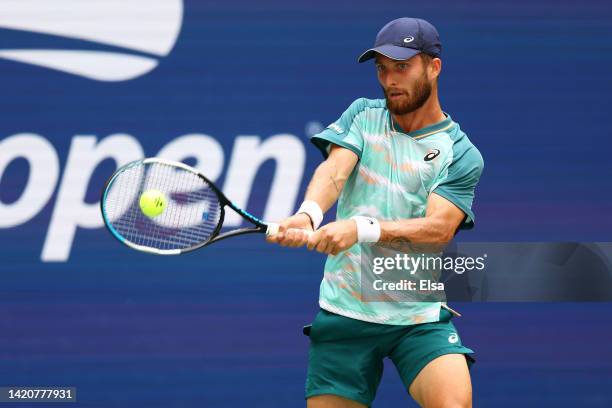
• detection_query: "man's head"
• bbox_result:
[375,53,441,115]
[358,17,442,115]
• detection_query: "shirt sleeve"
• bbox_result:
[310,98,367,159]
[432,145,484,229]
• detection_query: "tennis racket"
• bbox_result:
[100,157,288,255]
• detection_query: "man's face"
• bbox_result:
[375,54,433,115]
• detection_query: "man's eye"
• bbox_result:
[376,65,385,72]
[397,64,407,70]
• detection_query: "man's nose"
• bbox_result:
[382,72,398,88]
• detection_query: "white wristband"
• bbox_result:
[351,216,381,243]
[297,200,324,230]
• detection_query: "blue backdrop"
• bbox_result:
[1,0,611,406]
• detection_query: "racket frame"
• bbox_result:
[101,158,275,255]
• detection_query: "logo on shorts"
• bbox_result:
[448,333,459,344]
[424,149,440,162]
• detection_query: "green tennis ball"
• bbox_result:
[139,189,167,218]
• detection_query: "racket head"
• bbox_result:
[101,158,226,255]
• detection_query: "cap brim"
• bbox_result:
[357,44,421,63]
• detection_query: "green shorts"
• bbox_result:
[304,307,475,407]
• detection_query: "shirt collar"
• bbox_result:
[389,111,454,139]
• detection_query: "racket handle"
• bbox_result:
[266,223,314,237]
[266,223,280,236]
[299,228,314,238]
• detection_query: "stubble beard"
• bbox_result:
[383,74,433,116]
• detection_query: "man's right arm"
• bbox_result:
[303,144,358,213]
[266,144,358,247]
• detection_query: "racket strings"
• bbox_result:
[104,161,222,251]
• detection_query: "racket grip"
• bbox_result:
[266,223,280,236]
[299,229,314,238]
[265,223,314,237]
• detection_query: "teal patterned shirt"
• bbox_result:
[311,98,484,325]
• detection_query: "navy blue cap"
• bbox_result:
[358,18,441,63]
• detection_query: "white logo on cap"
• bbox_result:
[403,36,415,43]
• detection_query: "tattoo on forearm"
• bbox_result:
[329,162,342,193]
[305,160,347,199]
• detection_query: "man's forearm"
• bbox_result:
[303,159,351,213]
[379,217,454,244]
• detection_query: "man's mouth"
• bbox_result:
[388,91,405,100]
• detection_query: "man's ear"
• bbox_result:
[431,58,442,80]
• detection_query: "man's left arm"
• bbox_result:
[307,144,483,254]
[379,193,466,244]
[306,193,465,255]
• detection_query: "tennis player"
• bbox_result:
[268,17,483,408]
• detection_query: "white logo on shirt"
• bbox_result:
[448,333,459,344]
[328,123,344,134]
